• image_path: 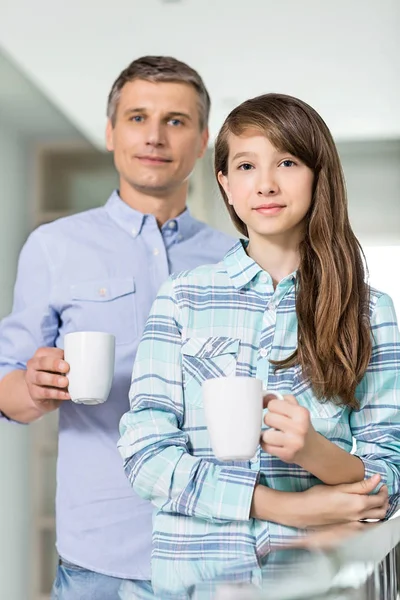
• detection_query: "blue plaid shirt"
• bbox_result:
[119,240,400,590]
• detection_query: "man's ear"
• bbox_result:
[105,119,114,152]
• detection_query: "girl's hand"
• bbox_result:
[297,475,389,527]
[250,475,389,527]
[261,394,317,464]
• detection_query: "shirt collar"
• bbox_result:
[161,206,198,243]
[104,190,146,237]
[104,190,197,242]
[224,239,297,291]
[224,240,264,289]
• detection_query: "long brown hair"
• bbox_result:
[214,93,371,408]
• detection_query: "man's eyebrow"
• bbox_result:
[122,108,192,121]
[165,111,192,121]
[123,107,146,115]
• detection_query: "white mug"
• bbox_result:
[64,331,116,405]
[202,376,284,461]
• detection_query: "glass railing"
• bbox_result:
[118,516,400,599]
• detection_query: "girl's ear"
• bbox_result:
[218,171,233,205]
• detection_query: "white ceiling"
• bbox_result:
[0,0,399,148]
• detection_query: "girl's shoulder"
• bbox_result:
[170,260,229,286]
[367,288,399,334]
[368,286,396,315]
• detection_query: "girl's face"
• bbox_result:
[218,130,314,244]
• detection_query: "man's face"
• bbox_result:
[106,79,209,196]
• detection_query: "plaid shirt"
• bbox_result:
[119,240,400,590]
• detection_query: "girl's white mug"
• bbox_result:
[202,376,283,461]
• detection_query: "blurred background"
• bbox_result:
[0,0,399,598]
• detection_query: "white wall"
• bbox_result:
[0,0,398,148]
[0,118,31,600]
[342,141,400,314]
[196,140,400,242]
[0,50,89,599]
[340,140,400,246]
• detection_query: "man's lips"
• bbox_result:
[135,155,172,164]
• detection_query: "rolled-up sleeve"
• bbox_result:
[118,278,258,523]
[0,230,59,419]
[352,293,400,516]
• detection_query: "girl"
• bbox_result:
[119,93,399,590]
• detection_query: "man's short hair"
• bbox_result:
[107,55,210,130]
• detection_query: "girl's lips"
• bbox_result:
[254,205,285,215]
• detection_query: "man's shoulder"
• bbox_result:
[190,219,236,246]
[27,207,114,256]
[22,207,113,268]
[35,206,107,237]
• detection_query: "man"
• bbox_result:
[0,56,235,598]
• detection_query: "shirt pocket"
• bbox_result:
[181,336,240,408]
[70,278,137,345]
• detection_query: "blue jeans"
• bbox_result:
[51,558,126,600]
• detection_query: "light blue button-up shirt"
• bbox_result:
[0,191,235,579]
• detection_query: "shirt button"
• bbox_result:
[250,451,259,464]
[260,348,268,358]
[168,221,177,229]
[177,234,183,241]
[99,288,107,297]
[153,248,160,256]
[204,343,213,352]
[131,227,137,236]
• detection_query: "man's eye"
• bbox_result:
[168,119,183,127]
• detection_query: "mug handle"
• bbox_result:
[262,390,284,435]
[263,390,284,402]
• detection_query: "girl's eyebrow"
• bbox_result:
[232,151,257,161]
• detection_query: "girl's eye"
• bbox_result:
[280,159,296,167]
[238,163,254,171]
